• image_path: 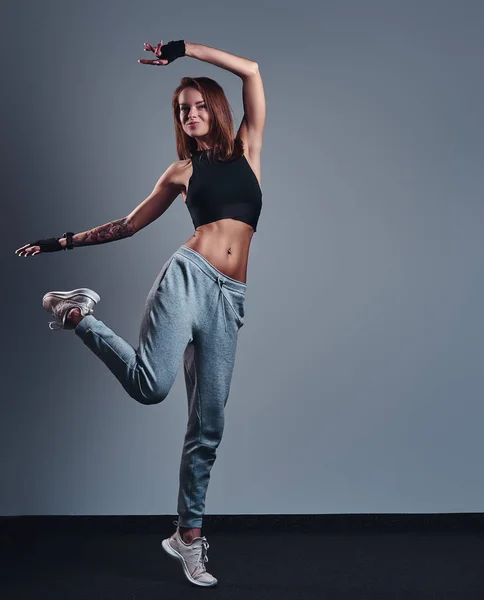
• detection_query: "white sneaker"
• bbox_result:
[42,288,100,330]
[161,520,218,587]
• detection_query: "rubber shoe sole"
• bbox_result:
[42,288,100,312]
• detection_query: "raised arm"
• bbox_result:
[184,42,266,155]
[184,42,258,78]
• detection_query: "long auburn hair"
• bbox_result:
[172,76,244,162]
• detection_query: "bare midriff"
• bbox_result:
[182,219,254,284]
[177,152,261,284]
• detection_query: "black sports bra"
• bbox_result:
[185,149,262,232]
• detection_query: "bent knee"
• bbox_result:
[133,369,173,405]
[131,388,169,405]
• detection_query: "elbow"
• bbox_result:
[125,217,138,237]
[242,63,259,80]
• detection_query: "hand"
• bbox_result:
[15,243,41,257]
[15,237,64,256]
[138,41,169,66]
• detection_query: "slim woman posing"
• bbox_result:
[15,39,266,587]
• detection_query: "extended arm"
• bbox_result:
[57,218,136,248]
[58,162,181,248]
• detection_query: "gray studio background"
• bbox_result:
[2,0,483,516]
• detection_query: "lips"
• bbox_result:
[188,123,199,127]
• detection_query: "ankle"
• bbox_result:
[67,308,84,326]
[179,526,201,543]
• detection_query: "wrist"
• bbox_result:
[58,237,67,248]
[184,41,195,57]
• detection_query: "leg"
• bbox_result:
[74,253,193,405]
[177,281,244,531]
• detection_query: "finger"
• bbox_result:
[138,59,166,65]
[15,244,30,252]
[147,41,161,55]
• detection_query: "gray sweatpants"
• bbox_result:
[74,244,246,528]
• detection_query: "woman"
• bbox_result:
[15,39,266,587]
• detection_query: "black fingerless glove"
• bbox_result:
[30,232,74,252]
[160,40,186,64]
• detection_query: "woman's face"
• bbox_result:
[178,88,211,145]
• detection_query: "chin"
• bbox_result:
[187,128,209,138]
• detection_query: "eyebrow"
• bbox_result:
[179,101,205,106]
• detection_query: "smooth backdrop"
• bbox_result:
[1,0,483,515]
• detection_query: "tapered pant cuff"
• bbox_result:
[74,313,97,337]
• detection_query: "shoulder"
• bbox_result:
[167,159,191,187]
[172,158,192,171]
[171,158,192,171]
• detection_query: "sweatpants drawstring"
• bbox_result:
[217,277,228,333]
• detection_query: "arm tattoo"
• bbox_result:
[73,217,136,247]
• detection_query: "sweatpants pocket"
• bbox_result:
[143,255,177,311]
[227,289,246,330]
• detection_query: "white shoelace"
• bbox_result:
[186,538,210,578]
[48,300,86,330]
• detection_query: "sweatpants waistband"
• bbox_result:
[174,245,247,294]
